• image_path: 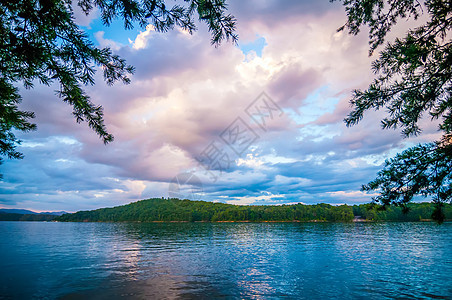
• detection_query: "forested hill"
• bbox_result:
[56,198,452,223]
[0,212,57,221]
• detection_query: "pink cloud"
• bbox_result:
[5,1,435,211]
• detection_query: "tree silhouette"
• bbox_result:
[336,0,451,222]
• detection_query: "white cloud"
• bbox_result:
[325,190,379,199]
[131,25,156,50]
[227,193,284,205]
[94,31,122,51]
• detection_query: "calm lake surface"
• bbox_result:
[0,221,451,299]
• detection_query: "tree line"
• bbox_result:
[0,212,56,221]
[55,198,452,223]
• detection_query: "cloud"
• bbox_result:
[72,4,98,28]
[0,0,436,211]
[95,31,122,51]
[130,25,156,50]
[226,192,284,206]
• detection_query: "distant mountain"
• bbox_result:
[0,209,37,215]
[0,212,57,221]
[0,209,68,216]
[38,211,68,216]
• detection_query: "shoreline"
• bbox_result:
[47,219,451,224]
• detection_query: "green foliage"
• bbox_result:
[0,79,36,168]
[56,198,356,222]
[342,0,452,137]
[353,202,452,221]
[56,198,452,223]
[363,142,452,223]
[0,0,237,165]
[336,0,452,221]
[0,212,56,221]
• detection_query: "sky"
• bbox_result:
[0,0,440,212]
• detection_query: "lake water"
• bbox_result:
[0,221,451,299]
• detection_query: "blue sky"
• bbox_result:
[0,1,439,212]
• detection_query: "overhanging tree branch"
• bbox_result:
[0,0,237,169]
[336,0,452,222]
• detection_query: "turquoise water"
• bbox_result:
[0,221,451,299]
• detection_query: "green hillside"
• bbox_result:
[0,212,57,221]
[56,198,452,223]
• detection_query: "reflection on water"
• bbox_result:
[0,222,451,299]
